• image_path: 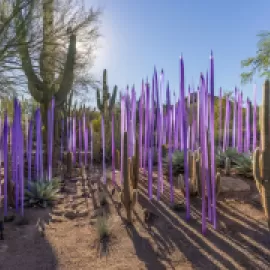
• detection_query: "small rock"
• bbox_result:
[64,210,77,220]
[51,209,65,216]
[76,210,88,218]
[50,216,65,223]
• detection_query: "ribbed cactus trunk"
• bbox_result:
[253,80,270,229]
[16,0,76,158]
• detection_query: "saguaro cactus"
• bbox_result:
[180,149,221,198]
[96,69,117,156]
[120,132,138,223]
[96,69,117,117]
[16,0,76,123]
[253,80,270,228]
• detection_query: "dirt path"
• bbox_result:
[0,167,269,270]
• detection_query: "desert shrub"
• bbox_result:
[92,116,101,133]
[216,147,252,177]
[24,178,61,208]
[96,216,110,240]
[233,152,253,178]
[163,150,184,176]
[92,131,102,162]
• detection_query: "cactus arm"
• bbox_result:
[253,147,262,193]
[195,153,202,196]
[179,174,185,193]
[225,157,231,176]
[55,34,76,107]
[96,88,104,112]
[216,172,221,197]
[103,69,107,92]
[122,133,130,206]
[133,136,139,189]
[27,81,44,103]
[109,85,118,112]
[15,10,43,101]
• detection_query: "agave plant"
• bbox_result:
[233,152,253,178]
[216,147,253,177]
[24,178,61,208]
[163,150,184,176]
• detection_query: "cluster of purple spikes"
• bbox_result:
[0,52,258,236]
[110,52,258,234]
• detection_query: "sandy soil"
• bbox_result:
[0,166,269,270]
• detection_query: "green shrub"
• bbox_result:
[24,178,61,208]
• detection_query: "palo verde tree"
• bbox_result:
[0,0,33,97]
[241,31,270,84]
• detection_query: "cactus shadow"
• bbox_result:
[102,180,168,269]
[125,223,167,270]
[138,179,270,269]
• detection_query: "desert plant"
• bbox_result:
[96,215,110,240]
[178,150,198,196]
[92,116,101,133]
[179,148,221,198]
[253,80,270,228]
[66,151,73,178]
[170,150,185,176]
[162,144,168,158]
[120,132,138,223]
[115,149,120,170]
[233,152,253,178]
[96,69,117,156]
[24,178,61,208]
[224,157,231,176]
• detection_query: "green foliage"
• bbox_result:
[15,1,77,108]
[96,216,110,240]
[216,147,252,177]
[96,69,117,115]
[24,178,61,208]
[241,31,270,84]
[92,116,101,133]
[233,153,252,178]
[163,150,184,177]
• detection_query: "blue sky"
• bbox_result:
[87,0,270,104]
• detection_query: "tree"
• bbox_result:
[14,0,101,126]
[0,0,33,97]
[241,31,270,84]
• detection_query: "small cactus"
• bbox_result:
[131,137,139,190]
[120,132,138,224]
[67,151,73,178]
[162,144,168,158]
[115,149,121,170]
[224,157,231,176]
[253,80,270,228]
[179,148,221,198]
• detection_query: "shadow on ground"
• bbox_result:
[137,176,270,270]
[0,207,58,270]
